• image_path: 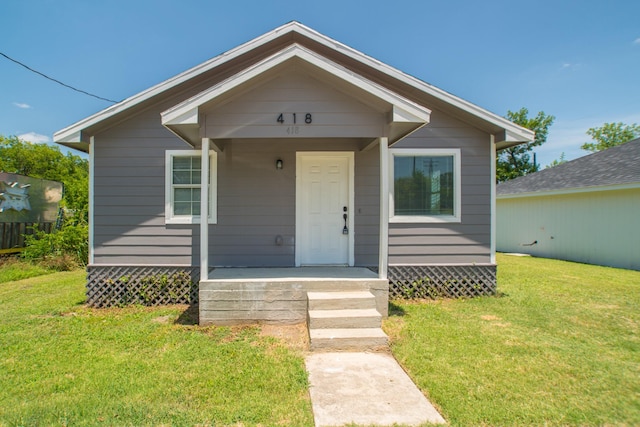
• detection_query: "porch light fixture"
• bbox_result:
[276,159,283,170]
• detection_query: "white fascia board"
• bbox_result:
[497,182,640,199]
[161,44,431,140]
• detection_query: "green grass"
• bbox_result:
[385,254,640,426]
[2,256,639,426]
[0,257,51,283]
[0,271,313,426]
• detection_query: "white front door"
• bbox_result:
[296,152,354,266]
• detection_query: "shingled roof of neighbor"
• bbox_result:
[497,138,640,195]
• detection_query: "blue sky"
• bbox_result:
[2,0,639,166]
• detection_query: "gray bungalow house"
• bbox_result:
[55,22,532,339]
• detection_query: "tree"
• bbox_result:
[497,108,555,182]
[546,152,567,168]
[0,135,88,221]
[581,122,640,153]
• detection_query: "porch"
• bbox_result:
[199,267,388,327]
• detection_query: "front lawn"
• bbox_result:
[386,254,640,426]
[0,271,313,426]
[2,255,638,426]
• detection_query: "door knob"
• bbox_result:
[342,207,348,235]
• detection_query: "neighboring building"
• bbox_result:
[0,172,63,252]
[497,138,640,271]
[54,22,533,327]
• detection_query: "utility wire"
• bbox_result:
[0,51,120,104]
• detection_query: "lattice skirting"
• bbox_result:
[388,264,496,299]
[86,266,200,308]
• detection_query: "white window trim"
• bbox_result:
[165,150,217,224]
[389,148,461,223]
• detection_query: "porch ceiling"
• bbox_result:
[161,44,431,146]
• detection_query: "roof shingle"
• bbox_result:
[497,138,640,195]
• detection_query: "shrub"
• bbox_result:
[22,222,88,269]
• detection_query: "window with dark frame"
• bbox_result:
[393,155,455,217]
[172,155,202,217]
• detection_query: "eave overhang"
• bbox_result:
[494,128,536,150]
[497,182,640,199]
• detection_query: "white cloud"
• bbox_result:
[17,132,51,144]
[13,102,31,109]
[560,62,581,71]
[634,38,640,45]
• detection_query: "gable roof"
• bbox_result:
[54,21,533,152]
[497,138,640,197]
[161,44,431,145]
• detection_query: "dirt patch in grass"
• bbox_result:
[152,315,173,324]
[259,323,309,351]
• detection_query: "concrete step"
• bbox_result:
[308,308,382,329]
[309,328,388,351]
[307,291,377,310]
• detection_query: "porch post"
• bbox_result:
[379,137,389,279]
[200,138,210,282]
[490,135,497,264]
[88,136,95,266]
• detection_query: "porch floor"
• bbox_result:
[207,266,379,281]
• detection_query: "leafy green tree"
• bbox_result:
[546,152,567,168]
[497,108,555,182]
[581,122,640,153]
[0,135,88,222]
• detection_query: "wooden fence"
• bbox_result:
[0,222,54,253]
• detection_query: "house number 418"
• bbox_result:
[277,113,312,124]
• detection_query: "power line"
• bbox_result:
[0,51,120,104]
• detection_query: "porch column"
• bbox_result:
[490,135,497,264]
[200,138,210,282]
[379,137,389,279]
[88,136,95,265]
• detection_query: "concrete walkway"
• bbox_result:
[306,352,446,426]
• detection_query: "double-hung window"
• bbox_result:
[389,148,461,223]
[165,150,217,224]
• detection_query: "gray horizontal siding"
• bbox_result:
[93,105,197,264]
[93,255,195,265]
[389,109,492,265]
[91,73,492,267]
[354,144,380,266]
[390,255,491,264]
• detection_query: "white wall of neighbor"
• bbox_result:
[497,188,640,271]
